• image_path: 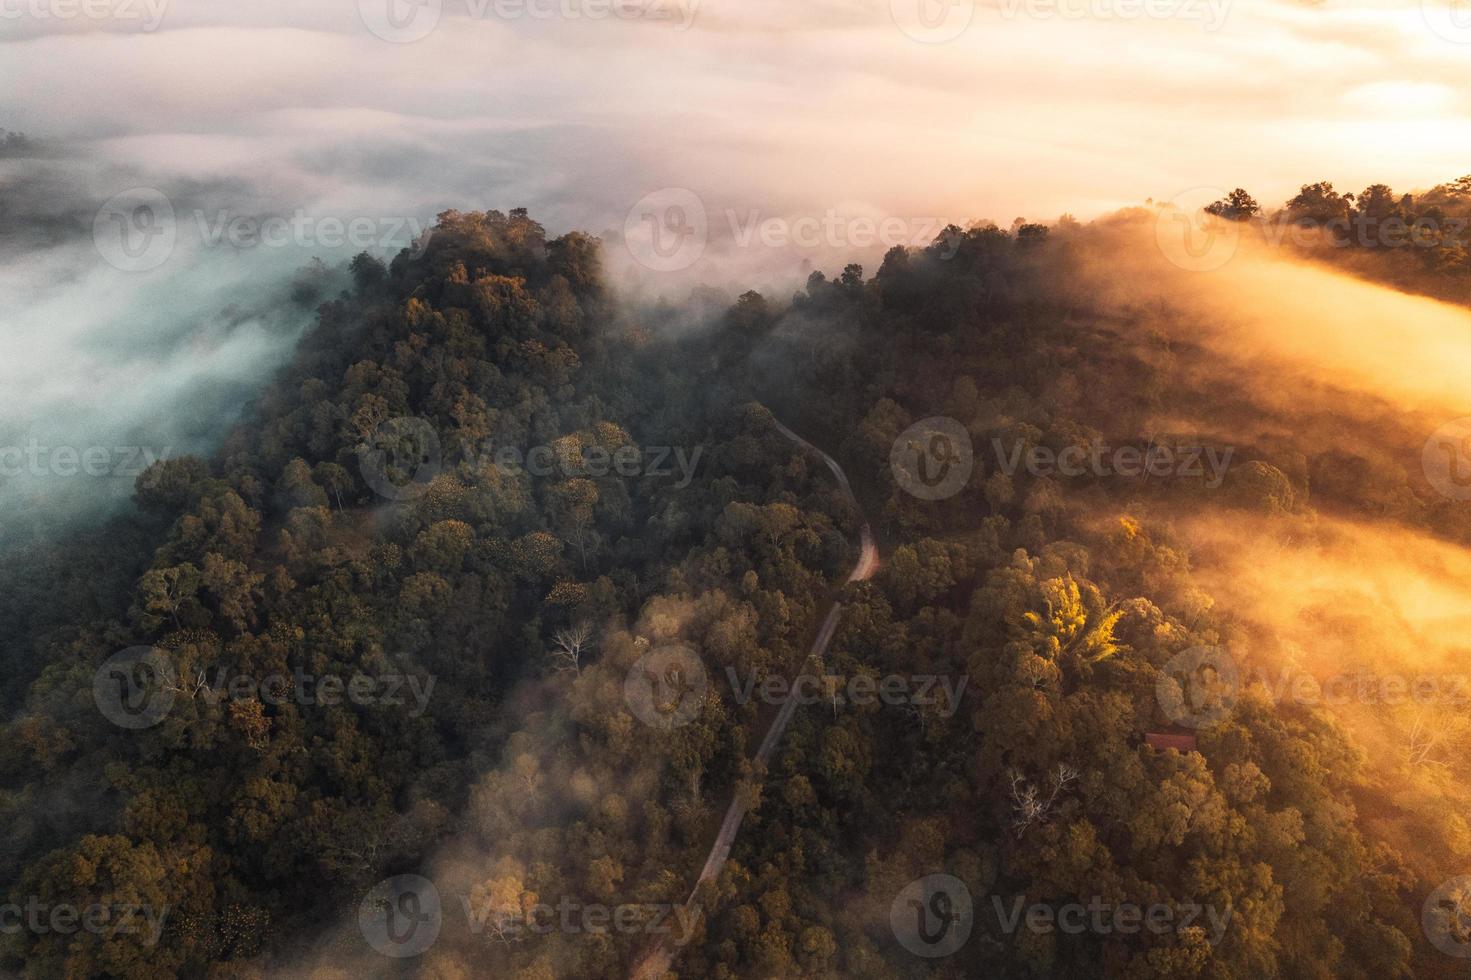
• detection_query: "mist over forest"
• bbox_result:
[5,146,1471,979]
[9,0,1471,976]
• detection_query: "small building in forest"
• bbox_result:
[1144,732,1198,753]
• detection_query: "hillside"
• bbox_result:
[6,202,1471,979]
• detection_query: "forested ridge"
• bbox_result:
[3,197,1470,979]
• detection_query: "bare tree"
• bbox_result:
[1009,762,1079,837]
[163,669,211,701]
[548,621,595,675]
[1407,713,1451,768]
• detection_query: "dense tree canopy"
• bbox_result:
[3,199,1465,978]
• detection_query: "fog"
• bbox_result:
[1050,216,1471,887]
[6,0,1470,533]
[1174,511,1471,881]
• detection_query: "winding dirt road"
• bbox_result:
[632,419,878,979]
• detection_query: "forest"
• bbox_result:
[4,176,1471,979]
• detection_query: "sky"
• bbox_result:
[4,0,1471,231]
[2,0,1470,533]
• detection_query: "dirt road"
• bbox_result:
[631,418,878,979]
